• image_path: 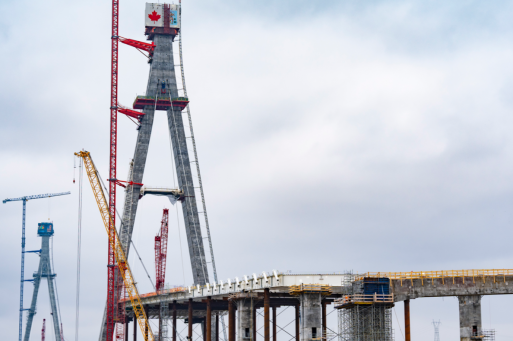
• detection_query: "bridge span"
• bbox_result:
[124,269,512,341]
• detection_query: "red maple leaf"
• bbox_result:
[148,11,161,23]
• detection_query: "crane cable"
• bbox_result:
[75,156,84,341]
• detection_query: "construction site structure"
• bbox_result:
[335,277,394,341]
[98,2,221,340]
[23,223,62,341]
[2,191,70,341]
[75,150,155,341]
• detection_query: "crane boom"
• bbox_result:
[75,150,153,341]
[3,191,71,204]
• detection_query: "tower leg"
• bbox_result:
[44,237,61,341]
[23,259,42,341]
[458,295,482,341]
[295,304,299,341]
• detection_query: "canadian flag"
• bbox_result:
[145,3,163,27]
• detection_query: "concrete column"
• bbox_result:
[237,299,253,341]
[229,300,236,341]
[264,289,270,341]
[207,297,212,341]
[458,295,482,341]
[272,306,277,341]
[189,299,193,341]
[300,293,321,341]
[404,299,410,341]
[295,304,299,341]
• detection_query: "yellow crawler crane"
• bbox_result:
[75,151,154,341]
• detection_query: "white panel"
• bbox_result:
[145,3,164,27]
[169,4,180,28]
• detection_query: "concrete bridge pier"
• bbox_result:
[237,299,254,341]
[458,295,482,341]
[299,293,321,341]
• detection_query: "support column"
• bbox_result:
[238,299,253,341]
[229,300,235,341]
[404,300,410,341]
[264,289,270,341]
[253,307,256,341]
[295,304,299,341]
[216,313,219,341]
[458,295,482,341]
[125,320,129,341]
[173,301,177,341]
[300,293,321,341]
[189,299,193,341]
[207,297,212,341]
[321,301,326,340]
[272,307,277,341]
[134,316,137,341]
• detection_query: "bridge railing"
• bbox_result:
[358,269,513,285]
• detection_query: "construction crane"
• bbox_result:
[41,319,45,341]
[74,150,153,341]
[3,191,70,341]
[155,209,169,293]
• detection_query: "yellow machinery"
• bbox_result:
[75,151,154,341]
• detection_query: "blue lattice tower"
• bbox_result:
[23,223,61,341]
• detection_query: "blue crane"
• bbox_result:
[3,191,71,341]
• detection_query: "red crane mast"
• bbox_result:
[155,209,169,292]
[107,0,119,335]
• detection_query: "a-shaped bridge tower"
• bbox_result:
[23,222,61,341]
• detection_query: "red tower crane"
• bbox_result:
[155,209,169,292]
[41,319,45,341]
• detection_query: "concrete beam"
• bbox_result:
[392,276,513,301]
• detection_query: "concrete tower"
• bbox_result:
[23,222,61,341]
[100,3,213,340]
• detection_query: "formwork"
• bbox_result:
[338,304,393,341]
[336,277,393,341]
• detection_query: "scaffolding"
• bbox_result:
[480,330,495,341]
[338,304,393,341]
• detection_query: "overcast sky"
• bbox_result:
[2,0,513,340]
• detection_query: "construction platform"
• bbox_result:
[132,96,189,110]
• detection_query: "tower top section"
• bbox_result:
[145,3,180,39]
[37,222,54,237]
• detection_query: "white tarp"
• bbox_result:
[145,3,164,27]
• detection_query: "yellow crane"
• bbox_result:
[75,151,154,341]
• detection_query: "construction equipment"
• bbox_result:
[41,319,45,341]
[155,209,169,293]
[3,191,70,341]
[74,150,154,341]
[155,209,169,341]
